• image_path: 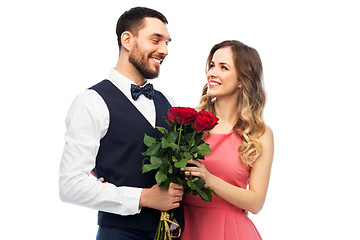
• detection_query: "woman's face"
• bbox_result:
[206,47,240,99]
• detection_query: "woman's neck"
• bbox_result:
[212,98,238,134]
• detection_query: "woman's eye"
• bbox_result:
[222,66,228,70]
[209,64,215,69]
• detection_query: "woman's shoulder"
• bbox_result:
[260,125,274,145]
[264,124,273,136]
[252,124,274,167]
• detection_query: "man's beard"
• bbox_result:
[129,43,161,79]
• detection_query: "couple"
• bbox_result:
[59,6,274,240]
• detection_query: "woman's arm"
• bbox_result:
[183,125,274,214]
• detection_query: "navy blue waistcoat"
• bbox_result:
[90,80,171,232]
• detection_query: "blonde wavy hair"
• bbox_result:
[198,40,266,166]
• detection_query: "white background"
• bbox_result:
[1,0,359,239]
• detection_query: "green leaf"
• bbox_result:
[155,170,167,183]
[170,143,180,151]
[186,177,212,201]
[174,151,192,169]
[159,164,169,174]
[197,143,212,156]
[194,178,206,188]
[186,179,193,188]
[174,158,189,168]
[192,191,199,196]
[150,156,162,166]
[197,189,209,201]
[142,164,159,173]
[168,131,178,142]
[161,138,171,148]
[190,145,198,153]
[180,146,187,152]
[156,126,168,135]
[211,189,219,197]
[143,142,161,156]
[172,156,179,162]
[143,134,156,147]
[184,151,192,160]
[200,187,213,202]
[187,178,199,191]
[194,133,204,144]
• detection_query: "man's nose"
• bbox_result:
[157,42,168,56]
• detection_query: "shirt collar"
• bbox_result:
[108,68,151,97]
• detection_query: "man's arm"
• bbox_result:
[59,90,142,215]
[59,90,183,214]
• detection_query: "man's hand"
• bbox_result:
[139,183,184,211]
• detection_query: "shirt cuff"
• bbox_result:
[119,187,143,215]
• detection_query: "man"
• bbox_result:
[59,7,183,240]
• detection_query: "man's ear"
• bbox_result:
[121,31,133,51]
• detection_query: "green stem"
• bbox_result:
[155,219,162,240]
[177,124,183,146]
[187,131,196,151]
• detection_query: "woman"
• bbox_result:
[181,40,274,240]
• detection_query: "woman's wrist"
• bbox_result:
[206,173,220,190]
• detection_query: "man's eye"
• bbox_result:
[152,39,160,44]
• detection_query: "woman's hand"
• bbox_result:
[91,170,107,183]
[97,177,106,183]
[181,159,217,188]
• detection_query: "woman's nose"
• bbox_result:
[207,68,218,78]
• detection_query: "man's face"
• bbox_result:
[129,17,171,79]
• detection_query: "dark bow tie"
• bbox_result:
[131,83,154,100]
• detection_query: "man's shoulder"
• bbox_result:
[154,90,175,106]
[72,87,104,106]
[88,79,112,90]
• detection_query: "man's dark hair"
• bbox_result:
[116,7,168,51]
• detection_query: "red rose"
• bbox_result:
[168,107,197,125]
[193,110,219,132]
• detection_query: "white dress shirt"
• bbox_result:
[59,69,173,215]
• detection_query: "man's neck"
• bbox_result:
[114,57,147,86]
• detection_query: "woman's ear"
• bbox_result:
[121,31,133,51]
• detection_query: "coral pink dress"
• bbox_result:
[181,132,262,240]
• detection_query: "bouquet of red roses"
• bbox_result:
[142,107,219,239]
